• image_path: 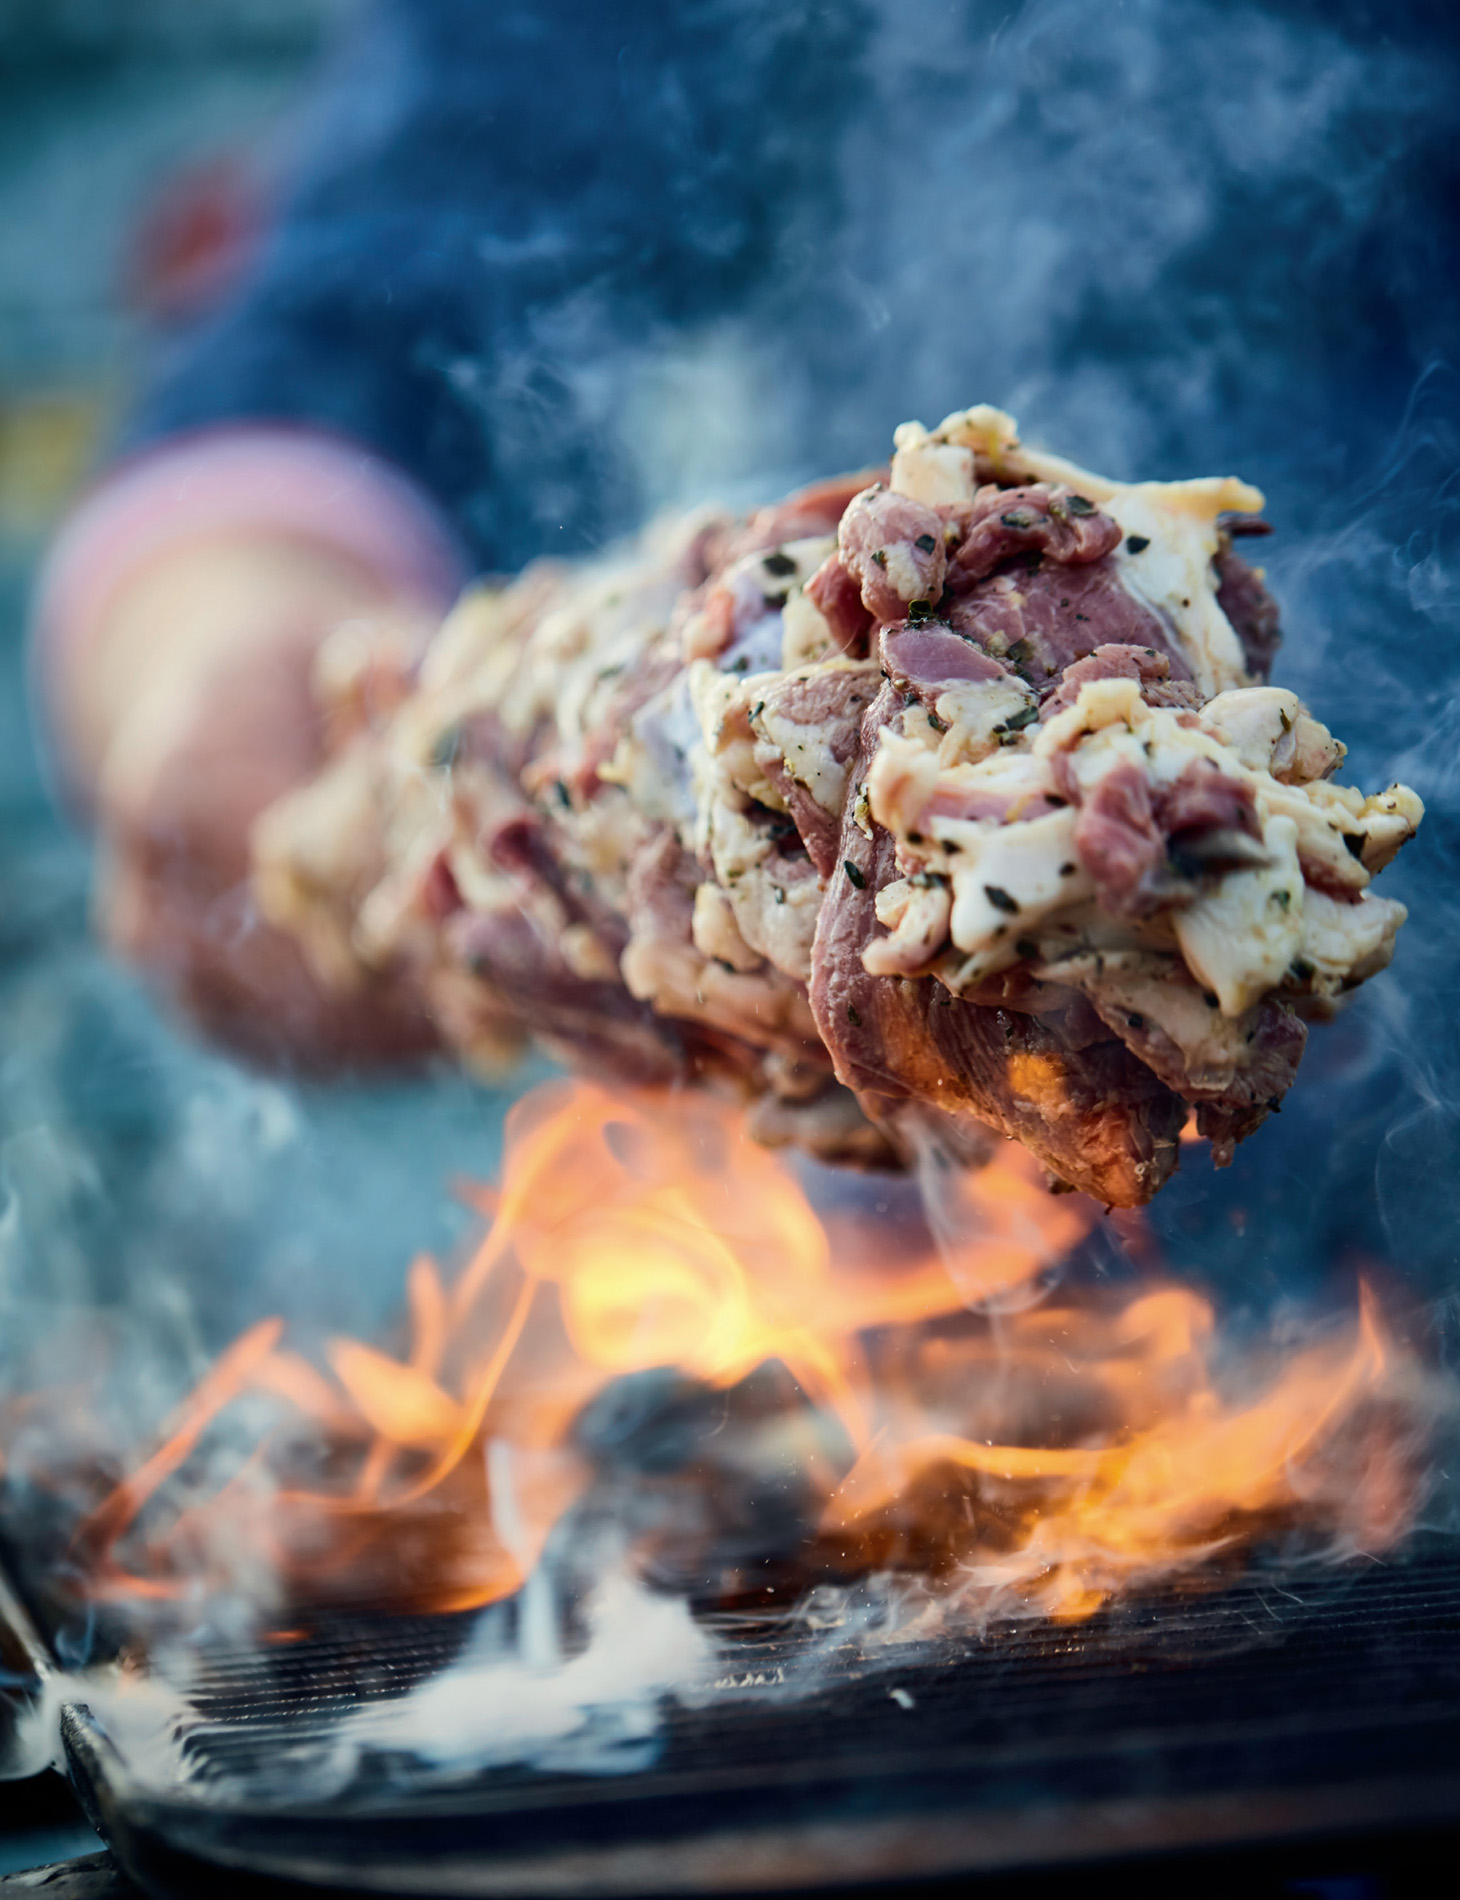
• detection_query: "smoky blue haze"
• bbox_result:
[0,0,1458,1470]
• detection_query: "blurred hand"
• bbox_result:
[56,528,443,1069]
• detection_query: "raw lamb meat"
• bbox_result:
[253,405,1421,1204]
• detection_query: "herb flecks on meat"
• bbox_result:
[253,404,1422,1204]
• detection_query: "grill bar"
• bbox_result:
[0,1537,1452,1897]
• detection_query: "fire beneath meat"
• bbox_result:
[33,1079,1423,1635]
[254,404,1422,1207]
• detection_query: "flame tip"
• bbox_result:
[54,1079,1423,1628]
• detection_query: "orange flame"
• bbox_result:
[58,1080,1419,1627]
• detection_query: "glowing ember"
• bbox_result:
[45,1080,1423,1628]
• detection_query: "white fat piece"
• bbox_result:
[691,880,763,973]
[1200,686,1345,784]
[889,428,978,506]
[769,534,837,583]
[1174,813,1304,1015]
[918,404,1028,482]
[946,807,1093,978]
[928,675,1036,768]
[1033,673,1150,755]
[866,729,942,838]
[701,796,820,985]
[1100,483,1255,698]
[600,671,707,829]
[864,876,955,977]
[1298,888,1407,993]
[687,660,785,817]
[1199,686,1302,770]
[781,588,835,667]
[1356,786,1424,873]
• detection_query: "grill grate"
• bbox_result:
[31,1537,1460,1896]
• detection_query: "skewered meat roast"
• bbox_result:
[254,405,1421,1205]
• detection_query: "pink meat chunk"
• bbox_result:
[945,484,1122,588]
[838,487,948,623]
[805,555,875,656]
[1041,643,1202,717]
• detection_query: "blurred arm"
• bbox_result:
[31,427,465,1068]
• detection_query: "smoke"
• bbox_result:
[334,1563,712,1787]
[0,0,1458,1806]
[538,1,1460,1344]
[599,1,1459,514]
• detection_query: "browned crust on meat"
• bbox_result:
[808,688,1184,1206]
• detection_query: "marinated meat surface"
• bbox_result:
[253,403,1423,1205]
[809,686,1186,1204]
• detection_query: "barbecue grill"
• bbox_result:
[3,1526,1459,1897]
[0,1072,1453,1897]
[4,6,1459,1892]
